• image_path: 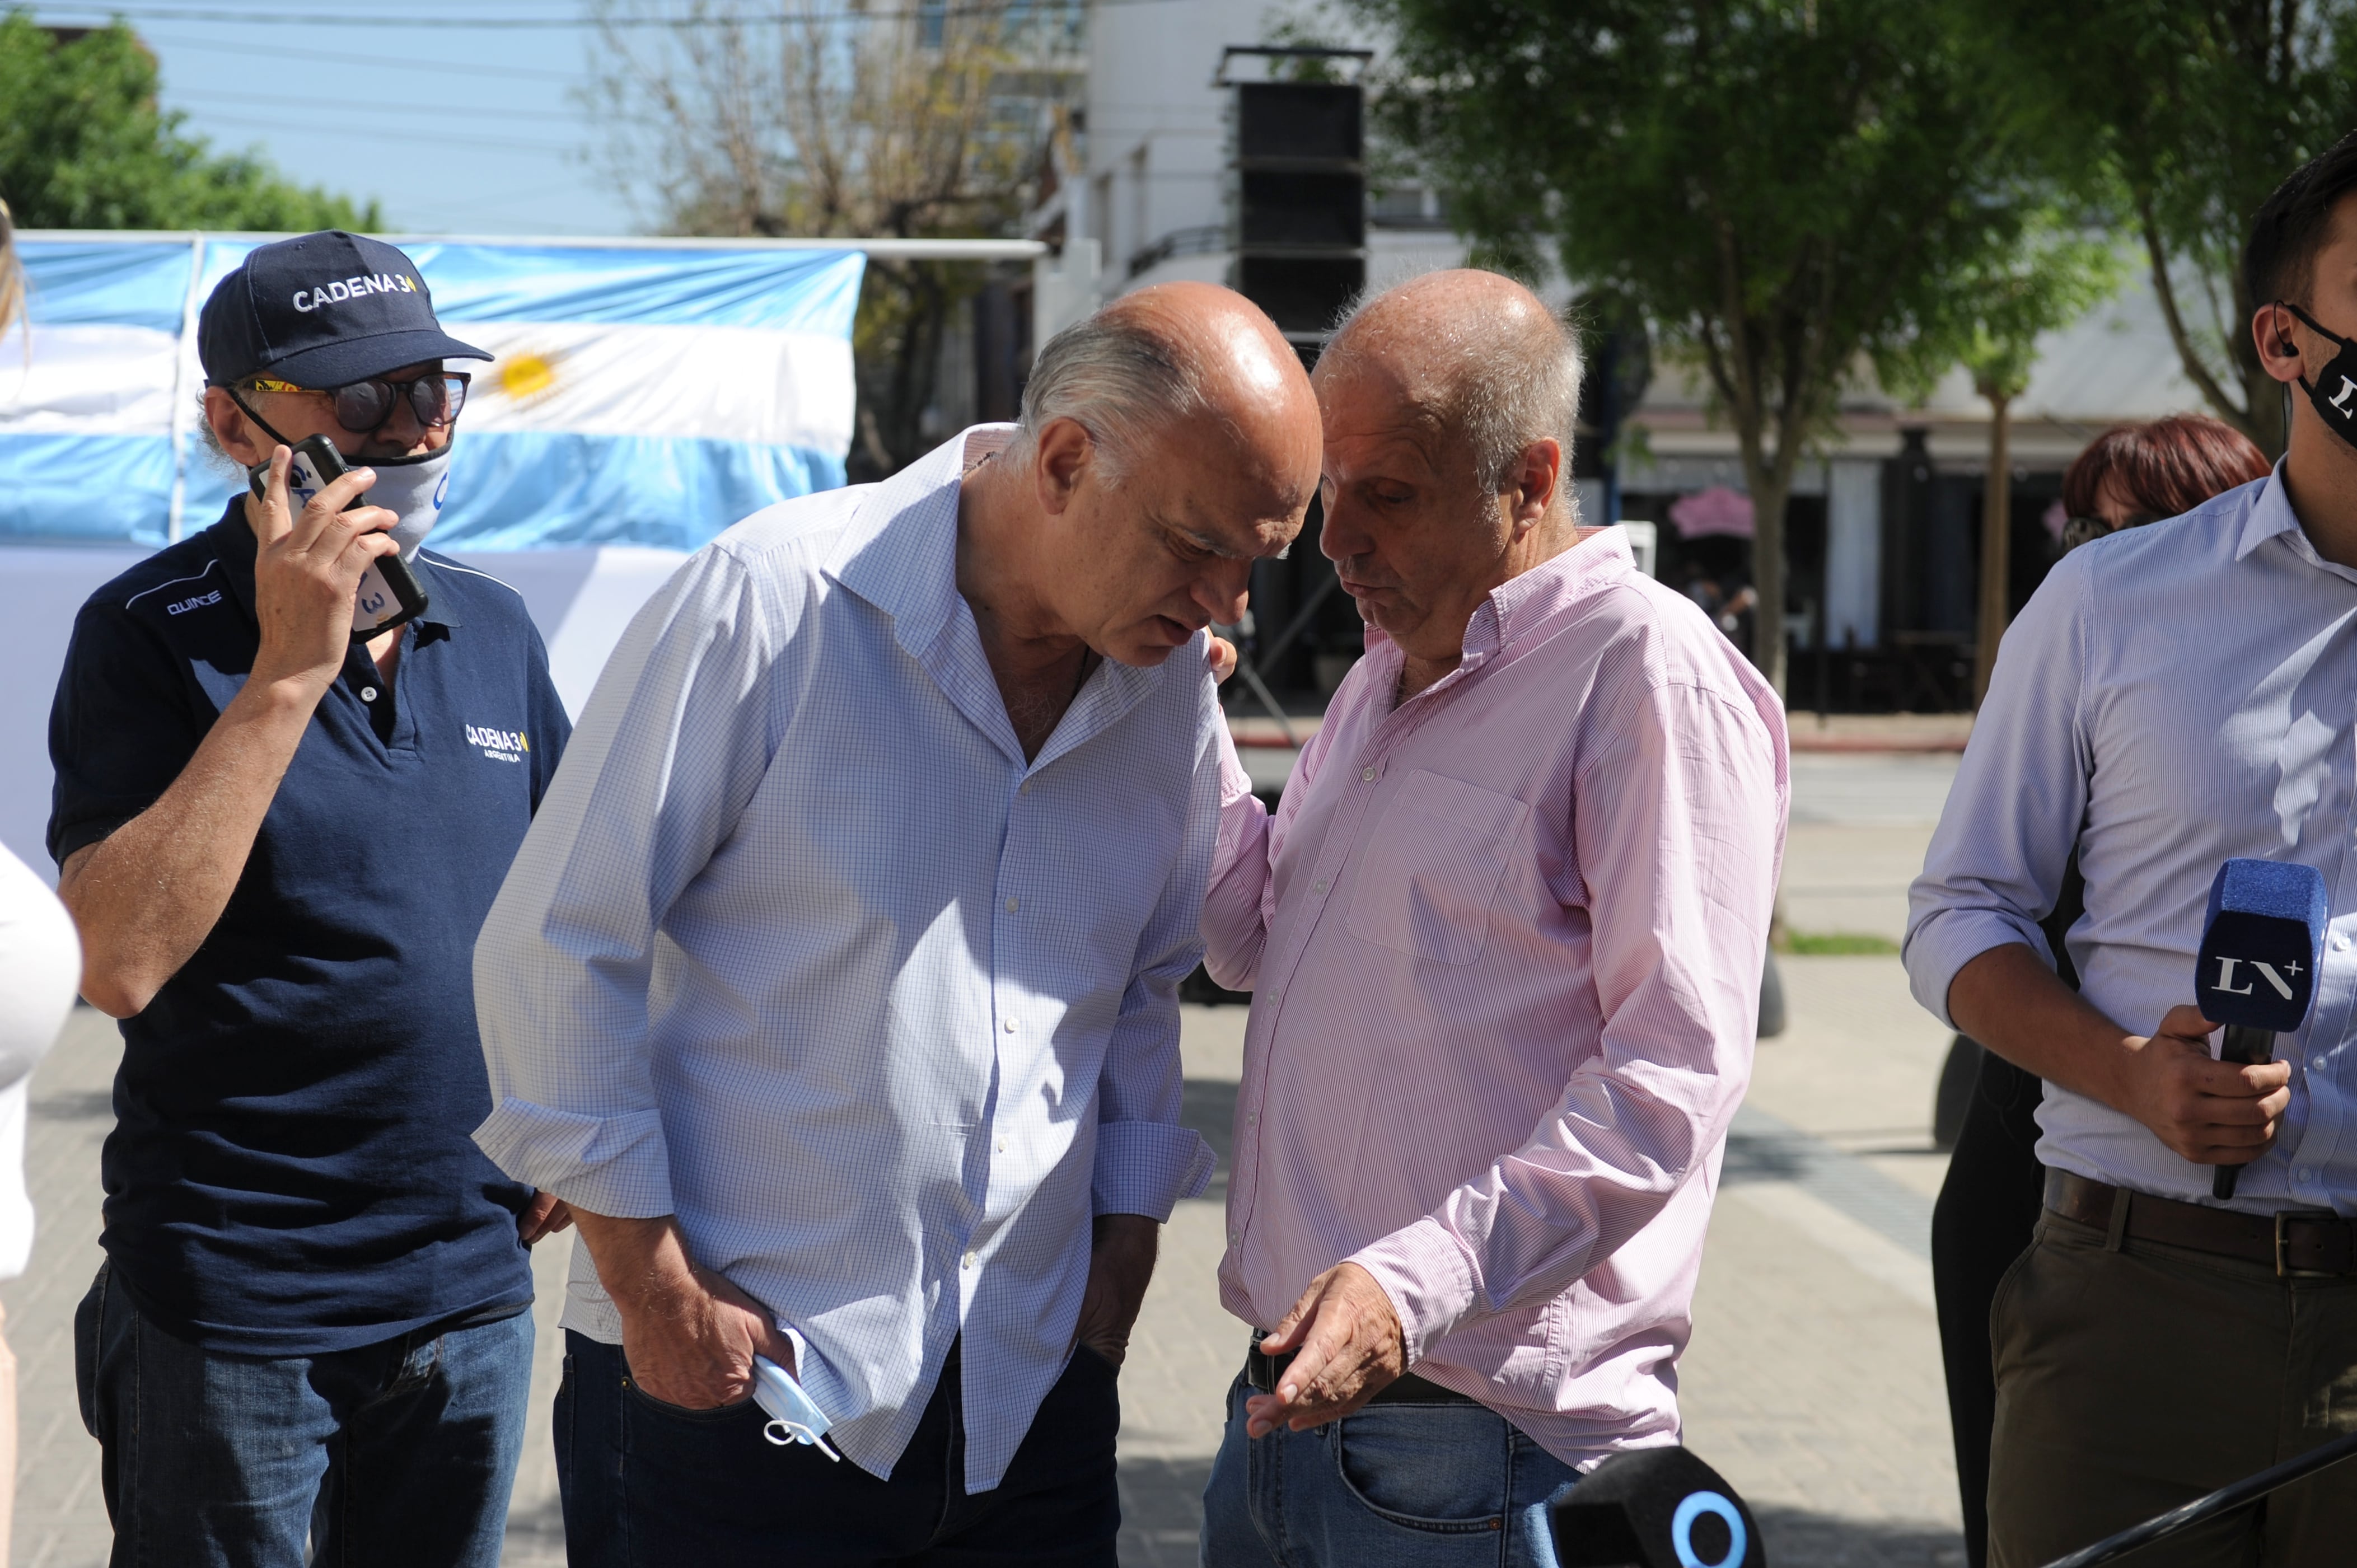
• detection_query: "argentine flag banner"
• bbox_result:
[0,233,866,882]
[0,232,865,549]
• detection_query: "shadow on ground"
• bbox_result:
[1116,1454,1967,1568]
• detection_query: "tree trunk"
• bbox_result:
[1972,390,2012,706]
[1751,485,1787,694]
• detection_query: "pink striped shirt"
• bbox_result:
[1203,527,1788,1466]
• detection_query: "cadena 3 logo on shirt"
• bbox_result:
[465,724,531,764]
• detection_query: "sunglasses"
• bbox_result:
[240,372,470,434]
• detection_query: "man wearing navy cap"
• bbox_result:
[50,232,574,1567]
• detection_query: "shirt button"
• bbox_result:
[1228,1228,1241,1244]
[962,1251,977,1270]
[1311,879,1327,895]
[360,686,378,702]
[1003,1017,1017,1033]
[2314,1055,2330,1071]
[997,1139,1007,1153]
[1360,766,1377,782]
[2300,1168,2316,1183]
[1247,1111,1259,1127]
[1005,897,1019,913]
[2337,933,2352,952]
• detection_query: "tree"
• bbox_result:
[1360,0,2064,693]
[1954,0,2357,456]
[0,14,373,231]
[1879,219,2120,702]
[589,0,1071,475]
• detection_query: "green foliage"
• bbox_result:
[1880,213,2122,406]
[0,13,374,231]
[1358,0,2071,693]
[1948,0,2357,452]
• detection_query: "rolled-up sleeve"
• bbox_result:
[1351,677,1787,1359]
[1093,712,1221,1219]
[1904,550,2089,1028]
[472,543,783,1218]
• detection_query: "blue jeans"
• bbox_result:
[555,1331,1121,1567]
[1201,1370,1577,1567]
[74,1261,534,1568]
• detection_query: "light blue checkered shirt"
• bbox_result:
[472,428,1217,1489]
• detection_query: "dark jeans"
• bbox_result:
[1930,1047,2046,1568]
[73,1260,534,1568]
[556,1331,1121,1567]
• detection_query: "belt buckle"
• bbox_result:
[2274,1209,2341,1279]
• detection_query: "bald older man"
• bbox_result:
[470,284,1320,1566]
[1199,272,1788,1565]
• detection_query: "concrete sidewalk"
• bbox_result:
[11,951,1965,1567]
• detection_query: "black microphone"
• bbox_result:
[2192,858,2327,1200]
[1550,1447,1765,1568]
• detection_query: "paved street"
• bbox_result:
[7,753,1967,1566]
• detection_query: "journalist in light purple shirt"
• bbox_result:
[1908,467,2357,1215]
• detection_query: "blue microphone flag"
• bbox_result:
[2195,858,2328,1032]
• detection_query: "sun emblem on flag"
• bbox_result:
[490,345,568,409]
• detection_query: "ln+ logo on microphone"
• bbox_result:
[2212,956,2303,1001]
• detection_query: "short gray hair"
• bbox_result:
[1325,280,1584,498]
[1016,309,1210,486]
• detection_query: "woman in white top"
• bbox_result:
[0,840,79,1567]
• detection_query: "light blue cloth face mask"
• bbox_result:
[752,1355,839,1460]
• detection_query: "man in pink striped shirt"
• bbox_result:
[1199,271,1788,1565]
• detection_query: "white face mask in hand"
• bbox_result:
[752,1356,839,1460]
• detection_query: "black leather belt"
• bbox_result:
[1246,1332,1480,1406]
[2045,1169,2357,1278]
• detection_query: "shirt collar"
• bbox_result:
[2234,464,2302,561]
[827,425,1013,663]
[1357,524,1633,704]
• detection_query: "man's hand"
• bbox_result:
[1244,1261,1405,1437]
[518,1191,573,1246]
[2120,1005,2292,1165]
[1072,1214,1158,1366]
[246,445,399,695]
[571,1210,796,1410]
[1206,634,1238,684]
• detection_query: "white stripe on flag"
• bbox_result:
[457,322,855,452]
[0,325,181,436]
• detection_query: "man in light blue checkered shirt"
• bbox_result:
[470,284,1321,1565]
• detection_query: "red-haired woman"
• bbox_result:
[1933,412,2270,1568]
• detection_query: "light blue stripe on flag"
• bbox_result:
[402,246,865,333]
[169,435,847,554]
[15,242,193,334]
[0,434,177,545]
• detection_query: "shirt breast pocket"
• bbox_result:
[1344,769,1530,966]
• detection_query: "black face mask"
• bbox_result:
[2281,302,2357,447]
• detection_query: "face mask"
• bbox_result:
[353,443,453,561]
[233,392,455,560]
[2280,302,2357,449]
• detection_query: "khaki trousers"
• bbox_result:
[1988,1207,2357,1568]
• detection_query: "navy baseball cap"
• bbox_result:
[198,231,491,389]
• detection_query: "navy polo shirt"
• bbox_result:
[48,497,572,1355]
